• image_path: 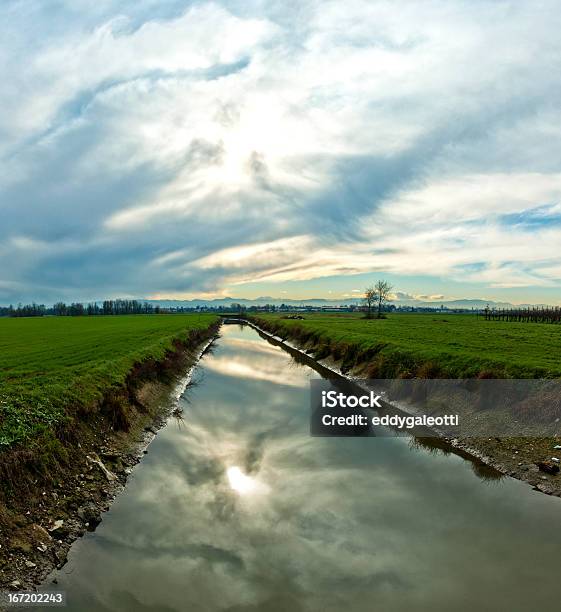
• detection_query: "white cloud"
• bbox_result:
[1,0,561,301]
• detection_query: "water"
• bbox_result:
[48,324,561,611]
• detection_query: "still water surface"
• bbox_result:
[50,324,561,611]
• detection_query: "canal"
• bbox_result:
[48,323,561,611]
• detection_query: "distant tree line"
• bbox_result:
[53,299,158,316]
[0,303,48,317]
[0,299,162,318]
[483,306,561,324]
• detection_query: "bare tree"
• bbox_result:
[364,281,393,319]
[374,280,393,318]
[363,287,376,319]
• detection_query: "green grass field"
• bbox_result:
[254,313,561,378]
[0,314,217,448]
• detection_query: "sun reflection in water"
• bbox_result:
[226,466,259,494]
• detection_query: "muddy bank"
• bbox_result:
[0,322,220,591]
[244,317,561,499]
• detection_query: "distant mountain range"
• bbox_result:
[143,296,541,309]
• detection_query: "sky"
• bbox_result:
[1,0,561,305]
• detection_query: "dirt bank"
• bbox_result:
[246,316,561,499]
[0,321,220,591]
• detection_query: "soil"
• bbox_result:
[449,436,561,496]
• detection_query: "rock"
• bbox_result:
[536,460,560,474]
[554,445,561,450]
[101,451,121,461]
[77,503,102,530]
[55,548,68,569]
[551,457,560,463]
[144,426,158,435]
[37,544,48,553]
[86,453,117,482]
[24,560,36,568]
[48,519,69,538]
[10,580,21,589]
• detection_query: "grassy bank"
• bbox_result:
[251,313,561,378]
[0,314,218,454]
[0,313,219,587]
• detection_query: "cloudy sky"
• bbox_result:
[2,0,561,305]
